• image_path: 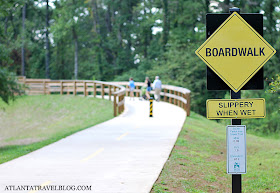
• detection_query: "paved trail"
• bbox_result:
[0,97,186,193]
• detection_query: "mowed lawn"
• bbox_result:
[0,95,114,164]
[152,112,280,193]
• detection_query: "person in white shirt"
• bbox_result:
[152,76,162,102]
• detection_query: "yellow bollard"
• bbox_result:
[149,97,153,117]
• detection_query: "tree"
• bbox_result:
[161,0,169,50]
[21,3,26,76]
[45,0,50,78]
[268,74,280,93]
[0,68,22,104]
[51,0,84,79]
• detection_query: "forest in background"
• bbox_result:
[0,0,279,134]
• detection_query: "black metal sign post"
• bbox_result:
[231,90,242,193]
[229,7,242,193]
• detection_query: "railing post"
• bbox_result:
[114,94,117,116]
[73,81,76,95]
[179,92,182,108]
[109,85,112,101]
[164,88,167,102]
[94,82,97,97]
[67,83,70,95]
[84,81,87,97]
[169,90,172,104]
[60,81,63,95]
[43,81,46,95]
[119,95,123,113]
[122,95,124,113]
[174,91,178,106]
[101,84,104,99]
[118,95,121,115]
[121,95,124,113]
[136,86,139,97]
[186,93,191,116]
[48,81,51,94]
[126,85,129,96]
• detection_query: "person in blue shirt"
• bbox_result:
[129,77,135,100]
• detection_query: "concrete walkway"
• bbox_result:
[0,97,186,193]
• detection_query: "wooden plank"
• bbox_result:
[164,93,187,104]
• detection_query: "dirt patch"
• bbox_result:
[209,149,226,162]
[174,145,188,151]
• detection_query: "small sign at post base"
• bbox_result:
[227,125,246,174]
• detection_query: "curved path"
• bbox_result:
[0,97,186,193]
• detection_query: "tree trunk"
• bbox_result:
[21,3,26,76]
[10,11,17,39]
[143,0,149,58]
[162,0,169,51]
[205,0,210,14]
[105,4,112,33]
[267,0,276,44]
[91,0,100,34]
[221,0,230,13]
[45,0,50,78]
[73,27,78,80]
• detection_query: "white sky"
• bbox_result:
[35,0,56,8]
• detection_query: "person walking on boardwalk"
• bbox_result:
[153,76,162,102]
[145,77,151,99]
[129,77,135,100]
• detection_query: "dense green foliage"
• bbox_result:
[268,74,280,93]
[0,0,279,133]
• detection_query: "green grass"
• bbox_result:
[0,95,114,164]
[151,112,280,193]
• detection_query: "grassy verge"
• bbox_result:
[151,112,280,193]
[0,95,114,164]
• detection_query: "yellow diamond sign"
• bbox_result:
[196,12,276,92]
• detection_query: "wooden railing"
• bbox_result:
[18,77,191,117]
[110,82,191,116]
[18,77,125,117]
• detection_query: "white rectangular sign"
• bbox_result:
[227,125,246,174]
